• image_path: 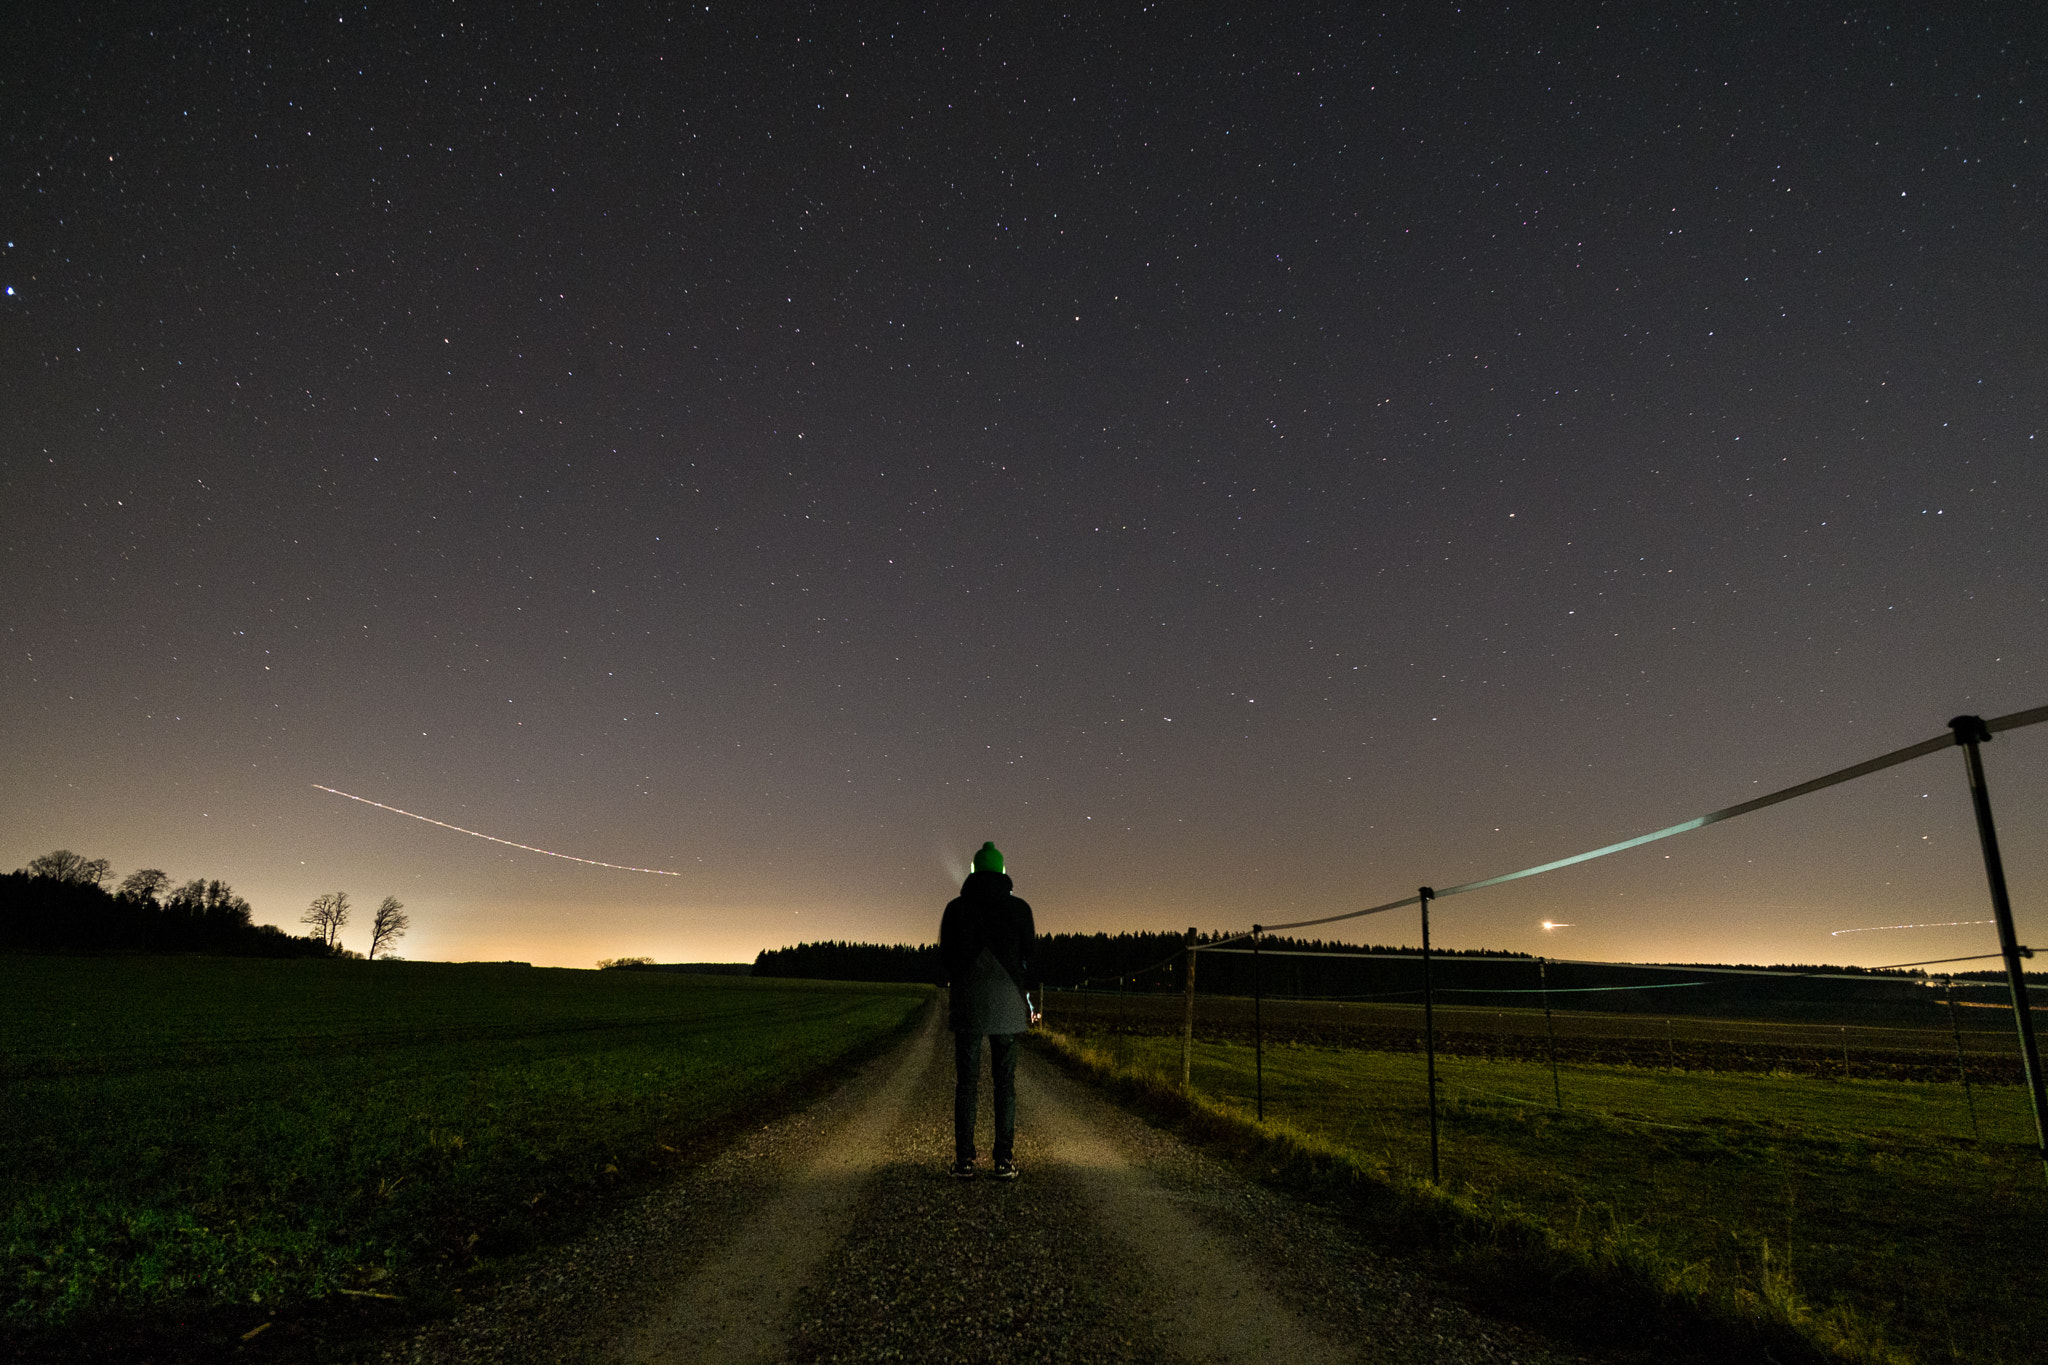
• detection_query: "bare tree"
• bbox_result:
[301,891,351,949]
[26,850,113,886]
[118,868,171,904]
[367,895,409,960]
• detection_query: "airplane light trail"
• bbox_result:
[312,785,682,875]
[1830,919,1992,936]
[1540,921,1575,930]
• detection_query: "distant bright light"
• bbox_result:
[1540,920,1574,930]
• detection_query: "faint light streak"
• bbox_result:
[311,785,681,875]
[1831,919,1992,936]
[1540,921,1574,930]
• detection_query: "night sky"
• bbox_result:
[6,4,2043,971]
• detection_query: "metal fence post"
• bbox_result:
[1181,927,1198,1091]
[1420,888,1440,1185]
[1950,714,2048,1181]
[1253,925,1265,1122]
[1946,978,1981,1140]
[1540,956,1562,1111]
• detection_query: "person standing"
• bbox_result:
[939,841,1036,1179]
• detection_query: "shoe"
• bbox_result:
[949,1158,977,1179]
[992,1158,1019,1180]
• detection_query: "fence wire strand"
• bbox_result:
[1199,702,2047,949]
[1196,948,2017,984]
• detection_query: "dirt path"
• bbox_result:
[619,1005,946,1364]
[390,1001,1600,1364]
[1008,1062,1355,1365]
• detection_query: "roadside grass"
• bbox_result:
[1041,1027,2047,1365]
[0,956,930,1348]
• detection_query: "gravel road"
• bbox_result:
[382,999,1602,1364]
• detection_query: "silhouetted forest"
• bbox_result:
[751,933,1518,992]
[1,856,340,957]
[753,940,938,982]
[754,931,1973,1021]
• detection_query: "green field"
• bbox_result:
[0,957,930,1343]
[1062,1021,2046,1365]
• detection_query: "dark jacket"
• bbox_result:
[939,871,1036,1034]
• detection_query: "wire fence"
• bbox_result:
[1044,968,2034,1085]
[1048,707,2047,1161]
[1034,706,2048,1365]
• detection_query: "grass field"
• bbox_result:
[0,957,930,1344]
[1057,1017,2047,1365]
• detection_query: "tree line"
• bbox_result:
[745,933,1515,986]
[1,849,409,960]
[748,932,1511,992]
[752,941,937,982]
[751,930,1947,1019]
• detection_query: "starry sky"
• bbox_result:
[5,3,2044,971]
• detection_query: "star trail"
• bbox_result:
[311,785,683,876]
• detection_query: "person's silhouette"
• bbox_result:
[938,841,1036,1179]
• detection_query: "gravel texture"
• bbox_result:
[375,999,1606,1364]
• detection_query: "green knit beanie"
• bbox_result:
[972,841,1005,875]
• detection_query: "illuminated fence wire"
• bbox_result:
[1198,701,2048,948]
[1198,948,2013,983]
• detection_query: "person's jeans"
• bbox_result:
[953,1031,1019,1163]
